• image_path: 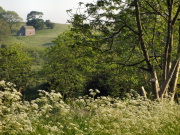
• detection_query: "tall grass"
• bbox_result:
[0,81,180,135]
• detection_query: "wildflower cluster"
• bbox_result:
[0,81,180,135]
[0,81,69,134]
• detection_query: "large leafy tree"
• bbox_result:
[66,0,180,101]
[45,29,142,98]
[44,31,95,97]
[26,11,44,30]
[3,11,23,33]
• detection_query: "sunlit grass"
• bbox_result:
[10,23,70,51]
[0,81,180,135]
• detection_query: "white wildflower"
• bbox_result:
[89,89,93,92]
[0,80,5,87]
[101,96,107,100]
[95,89,100,93]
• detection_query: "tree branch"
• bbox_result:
[115,56,161,67]
[102,25,126,52]
[115,21,139,35]
[172,3,180,25]
[125,24,139,35]
[134,0,152,70]
[159,59,180,97]
[116,59,147,67]
[145,0,168,22]
[122,45,136,68]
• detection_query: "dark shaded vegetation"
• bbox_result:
[43,42,54,47]
[26,11,55,30]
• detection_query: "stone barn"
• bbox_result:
[17,26,35,36]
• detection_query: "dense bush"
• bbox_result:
[0,44,33,89]
[0,81,179,135]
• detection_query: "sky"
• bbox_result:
[0,0,94,24]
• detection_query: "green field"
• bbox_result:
[10,23,70,52]
[10,23,70,71]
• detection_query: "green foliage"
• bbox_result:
[27,19,44,30]
[3,11,23,33]
[44,31,87,97]
[0,82,180,135]
[0,6,5,19]
[45,1,159,97]
[27,11,43,21]
[0,44,33,88]
[0,19,11,45]
[10,23,70,77]
[45,20,55,29]
[26,11,44,30]
[44,29,145,98]
[66,0,180,98]
[0,7,22,34]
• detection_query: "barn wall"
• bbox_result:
[17,27,25,36]
[17,26,35,36]
[25,29,35,36]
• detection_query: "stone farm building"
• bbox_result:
[17,26,35,36]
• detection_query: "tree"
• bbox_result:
[0,19,11,45]
[27,19,44,30]
[45,20,55,29]
[3,11,23,33]
[66,0,180,101]
[27,11,43,21]
[44,29,141,98]
[44,31,88,97]
[26,11,44,30]
[0,44,33,89]
[0,6,5,19]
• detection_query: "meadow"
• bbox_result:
[0,80,180,135]
[11,23,70,52]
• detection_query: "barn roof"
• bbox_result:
[23,26,35,29]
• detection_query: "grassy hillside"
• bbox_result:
[10,23,70,52]
[10,23,70,71]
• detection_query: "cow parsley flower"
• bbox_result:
[0,80,5,87]
[95,89,100,93]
